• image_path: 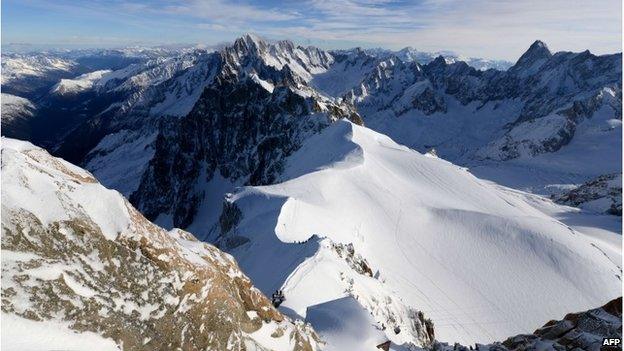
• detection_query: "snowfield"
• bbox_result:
[1,313,120,351]
[305,297,390,351]
[222,120,621,346]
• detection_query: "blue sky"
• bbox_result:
[2,0,621,60]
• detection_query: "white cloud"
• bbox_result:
[281,0,622,60]
[160,0,300,23]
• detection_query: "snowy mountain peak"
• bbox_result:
[232,33,269,57]
[239,32,268,49]
[529,39,550,50]
[511,39,552,72]
[524,40,552,58]
[222,34,334,84]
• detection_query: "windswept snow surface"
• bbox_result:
[225,120,622,345]
[305,297,388,351]
[1,313,120,351]
[1,138,132,240]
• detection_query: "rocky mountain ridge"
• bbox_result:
[346,40,621,160]
[4,36,619,170]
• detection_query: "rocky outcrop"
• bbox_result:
[402,86,447,116]
[325,239,436,348]
[502,297,623,351]
[1,138,321,351]
[553,173,622,215]
[331,242,374,277]
[476,113,577,160]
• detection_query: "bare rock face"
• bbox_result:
[1,138,321,351]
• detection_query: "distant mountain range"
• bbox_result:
[354,46,513,71]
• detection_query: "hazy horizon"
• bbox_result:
[1,33,620,66]
[2,0,622,61]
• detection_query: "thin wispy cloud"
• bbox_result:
[2,0,621,60]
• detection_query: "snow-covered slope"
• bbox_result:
[1,54,76,85]
[50,70,112,96]
[1,313,120,351]
[305,297,394,351]
[1,93,36,139]
[1,47,178,92]
[1,53,84,98]
[8,36,617,211]
[311,48,379,96]
[469,85,621,196]
[1,137,321,351]
[218,120,621,346]
[1,93,35,123]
